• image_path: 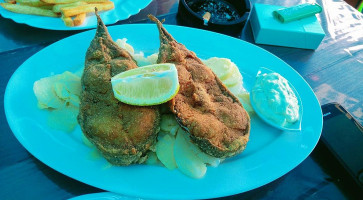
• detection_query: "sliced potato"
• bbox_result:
[145,151,160,165]
[1,3,58,17]
[53,82,81,107]
[237,92,254,114]
[160,114,179,133]
[54,82,70,99]
[174,129,207,178]
[47,104,79,132]
[33,71,81,108]
[115,38,135,54]
[60,2,114,17]
[221,63,243,87]
[81,133,94,148]
[67,93,80,107]
[132,52,159,67]
[53,71,81,105]
[57,71,82,95]
[33,75,65,109]
[156,133,177,170]
[186,135,221,167]
[146,53,158,65]
[203,57,234,81]
[74,66,84,77]
[227,82,244,96]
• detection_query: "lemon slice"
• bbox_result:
[111,63,179,106]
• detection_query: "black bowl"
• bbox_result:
[177,0,251,36]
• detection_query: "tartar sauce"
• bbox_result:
[251,72,299,126]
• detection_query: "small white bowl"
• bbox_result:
[250,67,303,131]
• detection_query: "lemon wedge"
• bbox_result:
[111,63,179,106]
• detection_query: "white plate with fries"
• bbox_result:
[4,24,323,199]
[0,0,152,30]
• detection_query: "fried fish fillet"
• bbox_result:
[78,12,160,165]
[149,15,250,158]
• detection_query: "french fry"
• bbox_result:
[4,0,16,4]
[42,0,110,4]
[0,3,58,17]
[79,0,110,3]
[61,2,114,17]
[73,12,86,26]
[61,14,73,26]
[52,1,86,13]
[18,2,49,7]
[16,0,48,7]
[39,5,54,10]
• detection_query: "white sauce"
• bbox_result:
[251,72,299,126]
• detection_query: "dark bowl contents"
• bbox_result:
[177,0,251,36]
[189,0,241,23]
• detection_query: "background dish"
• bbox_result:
[0,0,152,30]
[4,24,323,199]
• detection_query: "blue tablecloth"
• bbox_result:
[0,0,362,199]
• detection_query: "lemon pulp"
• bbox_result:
[111,63,179,106]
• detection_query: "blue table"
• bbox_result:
[1,0,362,199]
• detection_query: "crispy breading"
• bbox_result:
[78,11,160,165]
[149,15,250,158]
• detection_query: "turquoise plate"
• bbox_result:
[4,24,323,200]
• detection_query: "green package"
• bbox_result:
[273,3,322,23]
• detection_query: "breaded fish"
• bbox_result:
[149,15,250,158]
[78,11,160,165]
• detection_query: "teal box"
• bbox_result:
[250,3,325,49]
